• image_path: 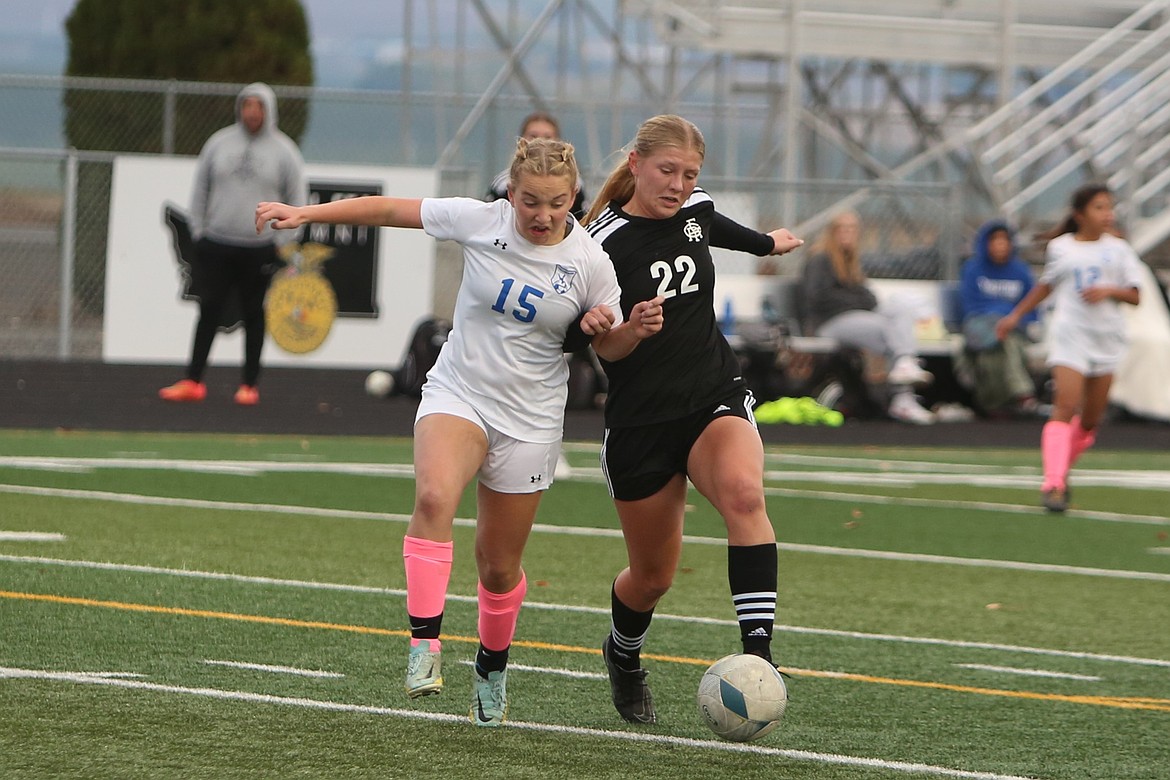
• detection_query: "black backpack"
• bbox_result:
[391,317,452,398]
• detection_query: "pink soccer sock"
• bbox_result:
[1067,415,1097,471]
[477,573,528,652]
[1040,420,1072,492]
[403,535,454,635]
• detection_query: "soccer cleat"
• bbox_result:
[233,384,260,406]
[887,356,933,387]
[887,392,936,425]
[405,640,443,699]
[159,379,206,402]
[470,669,508,727]
[1042,488,1068,513]
[602,636,656,724]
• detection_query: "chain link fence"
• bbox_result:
[0,75,961,360]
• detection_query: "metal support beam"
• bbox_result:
[436,0,566,168]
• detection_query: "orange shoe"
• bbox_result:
[234,385,260,406]
[159,379,206,402]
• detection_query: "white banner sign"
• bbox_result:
[103,156,437,368]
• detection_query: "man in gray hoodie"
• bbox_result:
[160,82,307,405]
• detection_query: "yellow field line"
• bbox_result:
[4,589,1168,713]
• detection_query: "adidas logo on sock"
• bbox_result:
[747,627,770,637]
[714,405,731,413]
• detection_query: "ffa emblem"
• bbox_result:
[683,218,703,243]
[551,264,577,294]
[266,242,339,354]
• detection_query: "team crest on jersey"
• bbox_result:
[683,217,703,243]
[551,264,577,294]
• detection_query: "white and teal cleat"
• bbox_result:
[405,640,443,699]
[470,669,508,727]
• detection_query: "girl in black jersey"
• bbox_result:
[583,115,802,724]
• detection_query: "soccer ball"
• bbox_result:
[697,653,788,742]
[364,369,394,398]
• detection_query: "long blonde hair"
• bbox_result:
[583,114,706,225]
[814,211,865,285]
[509,136,579,193]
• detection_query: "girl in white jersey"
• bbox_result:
[996,184,1142,512]
[256,138,664,726]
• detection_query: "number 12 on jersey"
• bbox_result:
[492,278,544,322]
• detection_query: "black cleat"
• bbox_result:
[602,636,656,724]
[1042,488,1068,513]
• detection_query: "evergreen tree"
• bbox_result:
[61,0,313,317]
[64,0,313,154]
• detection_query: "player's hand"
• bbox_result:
[630,295,665,339]
[1081,286,1111,304]
[579,305,617,336]
[256,202,305,233]
[994,314,1017,342]
[768,228,804,255]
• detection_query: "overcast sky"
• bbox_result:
[0,0,418,85]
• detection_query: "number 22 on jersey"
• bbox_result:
[651,255,700,299]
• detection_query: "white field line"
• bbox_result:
[0,532,65,542]
[202,659,344,678]
[1150,548,1170,555]
[3,553,1169,670]
[457,659,606,680]
[0,666,1044,780]
[4,456,1168,526]
[0,456,412,477]
[572,442,1170,483]
[3,483,1169,579]
[760,485,1170,526]
[954,664,1101,682]
[5,455,1170,492]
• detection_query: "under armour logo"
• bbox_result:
[530,474,543,483]
[494,238,508,250]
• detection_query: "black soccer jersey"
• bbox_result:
[586,189,773,427]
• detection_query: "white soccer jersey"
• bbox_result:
[1041,232,1144,365]
[420,197,622,443]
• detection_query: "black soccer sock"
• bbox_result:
[475,644,509,677]
[408,612,442,641]
[728,543,778,663]
[608,581,655,672]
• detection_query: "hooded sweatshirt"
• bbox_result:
[189,82,307,247]
[959,219,1037,327]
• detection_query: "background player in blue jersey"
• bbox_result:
[996,184,1142,512]
[583,114,802,724]
[257,137,664,726]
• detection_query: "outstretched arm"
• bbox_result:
[256,196,424,233]
[711,212,803,256]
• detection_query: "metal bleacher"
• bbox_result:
[641,0,1170,254]
[645,1,1163,69]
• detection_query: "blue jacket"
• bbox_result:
[959,220,1036,327]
